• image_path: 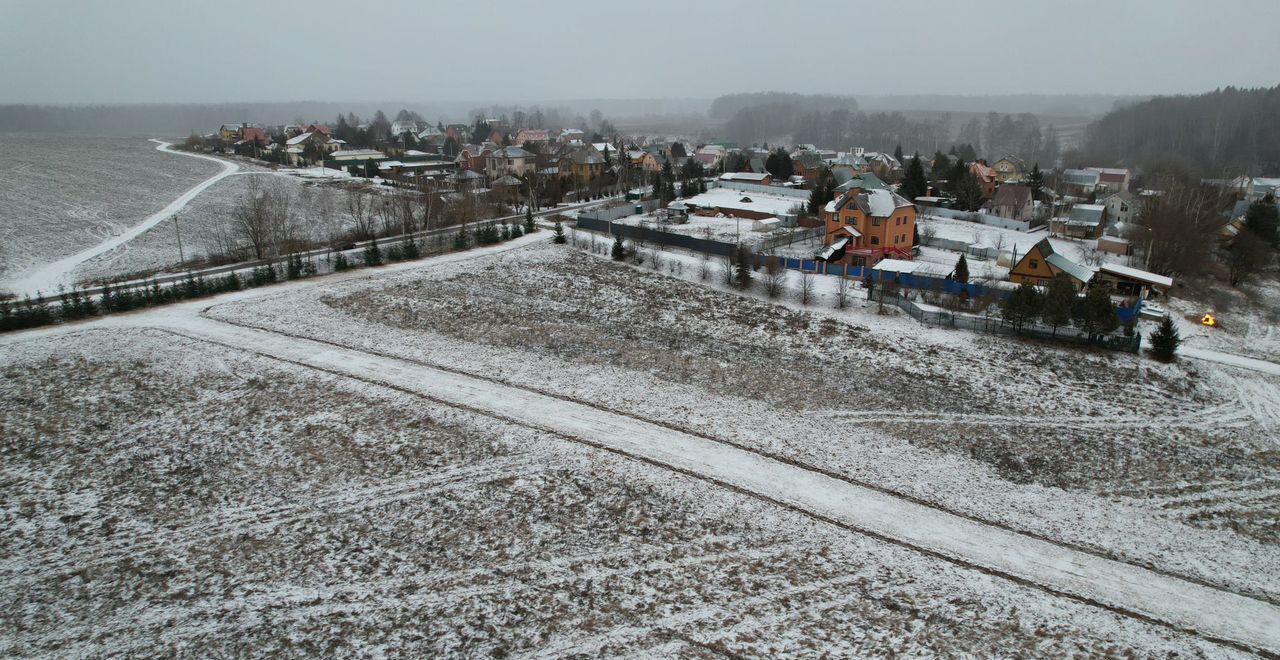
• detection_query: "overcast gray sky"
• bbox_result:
[2,0,1277,104]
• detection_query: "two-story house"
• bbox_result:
[820,184,917,267]
[992,155,1027,183]
[485,146,537,179]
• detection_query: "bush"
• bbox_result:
[334,252,351,272]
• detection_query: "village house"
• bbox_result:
[1060,168,1101,197]
[1086,167,1131,193]
[627,150,660,172]
[515,128,550,145]
[992,155,1027,183]
[1050,203,1108,239]
[485,145,537,179]
[1247,177,1280,200]
[820,183,916,267]
[1008,238,1093,290]
[560,128,585,143]
[969,160,999,198]
[1104,190,1141,224]
[790,150,825,182]
[987,183,1033,220]
[557,144,607,183]
[390,120,419,138]
[283,130,344,165]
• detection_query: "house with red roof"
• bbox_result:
[969,159,998,198]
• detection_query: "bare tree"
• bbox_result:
[1141,186,1224,275]
[720,254,735,285]
[346,189,377,240]
[698,252,710,281]
[920,223,937,246]
[1226,227,1274,286]
[228,177,298,258]
[763,254,786,298]
[799,270,815,305]
[836,275,851,309]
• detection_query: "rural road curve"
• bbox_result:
[8,140,241,297]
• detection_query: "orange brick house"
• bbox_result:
[820,184,917,267]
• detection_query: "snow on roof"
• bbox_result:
[866,188,902,217]
[1098,263,1172,288]
[330,149,385,159]
[720,172,770,182]
[871,259,920,274]
[838,225,862,238]
[1045,252,1095,283]
[820,237,848,260]
[286,132,314,145]
[684,187,800,217]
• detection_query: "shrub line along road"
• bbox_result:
[4,235,1278,656]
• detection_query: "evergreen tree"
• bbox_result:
[950,162,984,211]
[1040,273,1076,336]
[733,243,754,289]
[900,153,929,201]
[525,207,536,232]
[1079,285,1119,342]
[1244,196,1280,247]
[953,254,969,283]
[1149,315,1182,362]
[611,233,626,260]
[334,251,351,271]
[453,228,469,250]
[1027,162,1045,200]
[363,238,383,266]
[553,220,566,244]
[1001,281,1043,332]
[893,144,904,163]
[403,238,420,260]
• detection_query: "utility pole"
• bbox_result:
[173,211,185,264]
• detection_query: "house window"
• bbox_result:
[1030,259,1039,269]
[872,217,881,226]
[871,236,880,245]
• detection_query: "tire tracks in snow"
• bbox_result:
[7,141,243,297]
[189,312,1280,609]
[1,455,529,587]
[139,314,1280,656]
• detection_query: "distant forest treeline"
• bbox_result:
[0,102,430,137]
[716,93,1062,166]
[1081,85,1280,177]
[0,100,669,137]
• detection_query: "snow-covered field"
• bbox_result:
[3,234,1279,655]
[0,134,222,291]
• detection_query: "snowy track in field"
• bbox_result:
[6,237,1280,655]
[101,304,1276,655]
[7,140,240,297]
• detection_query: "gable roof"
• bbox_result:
[490,146,533,159]
[561,145,605,165]
[1063,169,1100,187]
[834,172,888,193]
[1067,204,1106,226]
[990,184,1032,208]
[1022,239,1093,283]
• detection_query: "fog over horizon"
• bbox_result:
[2,0,1278,106]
